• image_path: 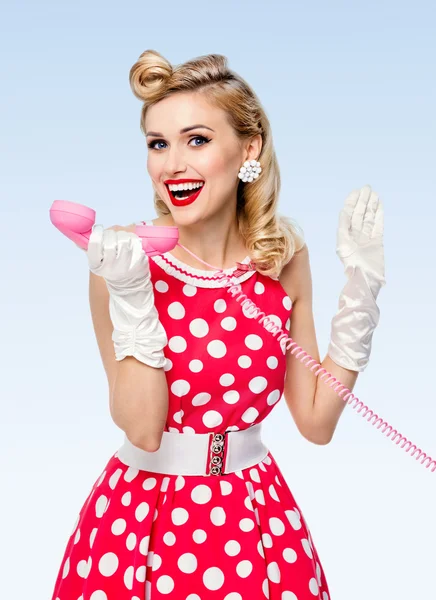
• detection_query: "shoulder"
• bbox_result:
[278,243,312,304]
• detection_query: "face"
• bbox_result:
[145,91,260,225]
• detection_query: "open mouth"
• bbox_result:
[165,181,205,206]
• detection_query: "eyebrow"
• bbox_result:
[145,124,215,137]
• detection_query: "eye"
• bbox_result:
[189,135,211,147]
[147,135,211,150]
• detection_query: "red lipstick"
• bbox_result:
[165,180,205,207]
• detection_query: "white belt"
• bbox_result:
[116,422,269,476]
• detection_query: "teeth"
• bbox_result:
[168,182,204,191]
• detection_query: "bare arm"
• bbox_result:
[280,244,359,445]
[88,224,169,451]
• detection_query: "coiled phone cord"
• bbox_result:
[178,242,436,474]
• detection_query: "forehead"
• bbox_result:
[145,91,228,133]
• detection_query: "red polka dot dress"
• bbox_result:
[51,222,331,600]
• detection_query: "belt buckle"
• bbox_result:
[208,431,227,476]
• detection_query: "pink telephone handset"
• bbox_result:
[50,199,436,473]
[49,199,180,256]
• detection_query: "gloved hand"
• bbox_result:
[87,224,168,368]
[327,185,386,372]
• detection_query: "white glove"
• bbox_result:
[87,225,168,369]
[327,185,386,372]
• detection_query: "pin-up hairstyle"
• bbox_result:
[129,50,305,278]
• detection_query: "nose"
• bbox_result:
[163,146,187,177]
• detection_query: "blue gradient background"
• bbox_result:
[1,1,435,598]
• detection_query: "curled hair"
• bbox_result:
[129,50,305,278]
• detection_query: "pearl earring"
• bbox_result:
[238,159,262,183]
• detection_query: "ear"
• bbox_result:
[244,133,263,162]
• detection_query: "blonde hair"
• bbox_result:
[129,49,305,278]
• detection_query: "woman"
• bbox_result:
[51,50,385,599]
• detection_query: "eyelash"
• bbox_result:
[147,135,212,150]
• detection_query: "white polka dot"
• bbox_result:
[163,531,176,546]
[241,407,259,423]
[172,507,189,525]
[168,301,185,319]
[168,336,187,352]
[178,552,198,573]
[283,547,298,563]
[95,495,108,518]
[285,509,302,530]
[244,495,254,511]
[225,540,241,556]
[172,410,184,424]
[89,528,97,548]
[90,592,108,600]
[111,518,126,535]
[249,468,260,483]
[267,390,281,405]
[163,358,173,371]
[171,379,190,397]
[270,517,285,536]
[142,477,157,490]
[282,593,298,599]
[220,480,232,495]
[266,356,278,369]
[156,574,175,594]
[182,426,195,433]
[191,484,212,504]
[262,533,273,548]
[126,532,137,550]
[146,551,154,567]
[239,518,255,532]
[246,481,255,500]
[61,557,70,578]
[309,577,319,595]
[254,281,265,294]
[135,502,149,522]
[98,552,118,576]
[183,283,197,296]
[285,318,291,330]
[219,373,235,386]
[192,392,211,406]
[155,280,169,293]
[257,540,265,558]
[262,577,270,598]
[283,296,293,310]
[152,553,162,570]
[267,561,280,583]
[224,594,242,600]
[207,339,227,358]
[193,529,207,543]
[214,299,227,313]
[223,390,240,404]
[242,302,258,319]
[210,506,226,525]
[124,467,139,483]
[189,359,203,372]
[203,566,225,590]
[221,316,237,331]
[265,314,282,330]
[139,535,150,555]
[133,565,144,583]
[175,475,185,491]
[189,318,209,337]
[108,468,122,489]
[245,334,263,350]
[236,560,253,578]
[302,538,313,558]
[268,484,279,501]
[77,556,91,578]
[203,410,223,428]
[238,355,252,368]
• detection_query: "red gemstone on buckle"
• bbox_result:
[208,432,226,475]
